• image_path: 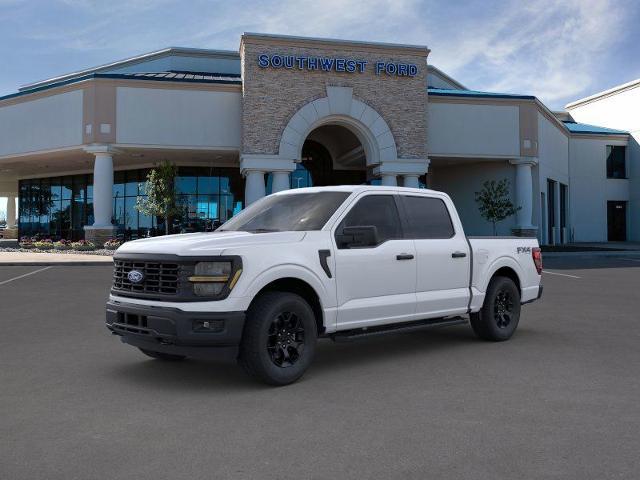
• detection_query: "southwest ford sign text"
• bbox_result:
[257,54,418,77]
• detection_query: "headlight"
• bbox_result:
[189,262,236,297]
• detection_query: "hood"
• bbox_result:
[115,231,307,256]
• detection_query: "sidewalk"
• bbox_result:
[0,251,113,266]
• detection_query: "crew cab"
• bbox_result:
[106,186,543,385]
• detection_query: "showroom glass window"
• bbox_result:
[18,166,245,240]
[606,146,626,179]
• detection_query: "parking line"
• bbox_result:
[542,270,581,279]
[0,266,52,286]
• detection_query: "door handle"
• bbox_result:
[396,254,414,260]
[451,251,467,258]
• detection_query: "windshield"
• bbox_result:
[218,191,350,232]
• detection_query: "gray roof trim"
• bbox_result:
[2,72,241,103]
[427,65,466,90]
[19,47,240,92]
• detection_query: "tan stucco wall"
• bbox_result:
[240,35,428,160]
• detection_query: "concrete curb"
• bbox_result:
[1,261,114,266]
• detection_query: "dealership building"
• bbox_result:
[0,33,637,244]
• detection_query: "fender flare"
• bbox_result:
[480,256,525,293]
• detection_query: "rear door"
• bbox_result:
[333,193,417,329]
[398,194,470,318]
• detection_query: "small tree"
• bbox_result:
[474,179,520,235]
[136,161,182,235]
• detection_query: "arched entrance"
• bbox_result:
[299,124,368,186]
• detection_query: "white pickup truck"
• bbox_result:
[106,186,543,385]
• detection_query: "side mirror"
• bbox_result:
[336,225,379,248]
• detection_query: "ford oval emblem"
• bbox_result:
[127,270,145,284]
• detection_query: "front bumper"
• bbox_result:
[106,300,245,361]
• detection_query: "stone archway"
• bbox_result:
[278,86,398,166]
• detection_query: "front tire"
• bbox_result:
[470,276,521,341]
[239,292,317,386]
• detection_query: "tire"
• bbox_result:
[239,291,317,386]
[139,348,186,361]
[470,276,521,341]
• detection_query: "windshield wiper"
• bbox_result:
[246,228,280,233]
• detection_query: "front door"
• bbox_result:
[607,201,627,241]
[333,193,416,329]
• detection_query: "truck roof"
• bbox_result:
[272,185,441,195]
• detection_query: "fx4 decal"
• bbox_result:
[517,247,532,254]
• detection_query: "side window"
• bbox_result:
[401,195,455,239]
[336,195,402,248]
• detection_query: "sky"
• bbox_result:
[1,0,640,216]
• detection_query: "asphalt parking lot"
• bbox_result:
[1,256,639,479]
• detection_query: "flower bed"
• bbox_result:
[70,240,96,251]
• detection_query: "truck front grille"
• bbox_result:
[113,260,181,296]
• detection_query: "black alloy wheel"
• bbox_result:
[494,289,515,329]
[470,276,521,341]
[239,291,317,385]
[267,311,306,367]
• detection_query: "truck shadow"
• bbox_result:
[105,324,507,390]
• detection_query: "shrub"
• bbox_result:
[19,236,35,249]
[103,238,123,250]
[54,239,73,250]
[71,240,96,251]
[33,239,54,250]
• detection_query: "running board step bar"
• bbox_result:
[330,316,467,342]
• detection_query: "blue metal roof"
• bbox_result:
[562,121,628,135]
[428,87,535,100]
[0,71,242,102]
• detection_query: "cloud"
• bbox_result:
[1,0,637,108]
[426,0,633,107]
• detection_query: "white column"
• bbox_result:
[271,171,290,193]
[402,174,420,189]
[244,170,266,206]
[380,174,397,186]
[510,158,536,229]
[6,195,16,228]
[92,152,115,227]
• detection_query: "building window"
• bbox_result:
[606,145,626,179]
[18,166,244,241]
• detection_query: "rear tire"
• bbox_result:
[138,348,186,361]
[470,276,521,341]
[239,291,317,386]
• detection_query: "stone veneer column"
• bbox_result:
[510,158,538,237]
[84,145,117,246]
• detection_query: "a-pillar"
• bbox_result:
[240,154,295,206]
[84,145,117,246]
[509,158,538,238]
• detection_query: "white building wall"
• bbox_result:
[116,87,242,148]
[536,112,570,244]
[0,90,83,156]
[568,137,629,242]
[567,85,640,241]
[430,161,516,236]
[428,102,520,157]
